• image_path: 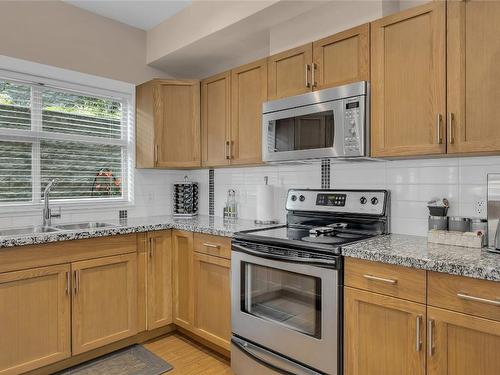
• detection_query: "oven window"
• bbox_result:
[273,110,334,152]
[241,262,322,338]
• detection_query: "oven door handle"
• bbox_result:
[232,243,337,268]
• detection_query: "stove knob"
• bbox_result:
[291,195,297,202]
[299,195,306,202]
[360,196,367,205]
[371,197,379,205]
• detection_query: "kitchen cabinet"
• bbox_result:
[193,252,231,350]
[344,287,426,375]
[0,264,71,375]
[447,0,500,154]
[136,79,200,168]
[201,71,231,167]
[231,59,267,165]
[371,1,446,157]
[146,230,173,330]
[71,253,138,355]
[427,306,500,375]
[172,230,194,330]
[267,43,313,100]
[312,23,370,90]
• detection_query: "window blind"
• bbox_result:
[0,78,130,205]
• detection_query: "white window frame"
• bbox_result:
[0,56,135,212]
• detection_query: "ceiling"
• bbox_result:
[65,0,192,30]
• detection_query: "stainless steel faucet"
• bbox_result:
[42,179,61,227]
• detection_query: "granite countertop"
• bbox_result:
[342,234,500,281]
[0,215,274,249]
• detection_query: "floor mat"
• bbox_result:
[56,345,173,375]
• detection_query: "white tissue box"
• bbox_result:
[428,230,484,248]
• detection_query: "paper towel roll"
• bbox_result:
[256,184,275,223]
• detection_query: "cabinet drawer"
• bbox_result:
[193,233,231,259]
[428,271,500,321]
[344,257,426,303]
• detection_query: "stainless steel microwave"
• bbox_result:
[262,81,369,162]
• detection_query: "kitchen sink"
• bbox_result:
[0,225,59,237]
[53,222,118,231]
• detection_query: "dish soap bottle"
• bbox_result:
[223,189,238,220]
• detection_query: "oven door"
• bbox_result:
[231,244,339,374]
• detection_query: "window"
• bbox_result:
[0,77,132,206]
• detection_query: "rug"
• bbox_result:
[56,345,173,375]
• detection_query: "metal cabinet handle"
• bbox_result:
[149,237,154,258]
[436,114,442,144]
[73,270,79,295]
[305,64,311,88]
[457,292,500,307]
[225,141,231,160]
[66,271,70,296]
[154,144,159,164]
[363,274,398,285]
[230,140,234,159]
[416,315,422,352]
[428,319,434,356]
[311,63,317,88]
[448,112,454,144]
[203,242,220,249]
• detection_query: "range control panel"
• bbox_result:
[286,189,388,216]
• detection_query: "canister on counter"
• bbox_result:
[471,218,488,247]
[448,217,472,232]
[428,215,448,230]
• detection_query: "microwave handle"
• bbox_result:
[232,243,337,268]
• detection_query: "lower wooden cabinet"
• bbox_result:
[193,252,231,350]
[172,230,194,329]
[0,264,71,375]
[72,253,138,355]
[344,286,426,375]
[147,230,173,330]
[427,307,500,374]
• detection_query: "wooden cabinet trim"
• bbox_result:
[172,230,195,329]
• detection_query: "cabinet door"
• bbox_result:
[193,252,231,350]
[371,2,446,157]
[312,23,370,90]
[267,43,313,100]
[0,265,71,375]
[447,0,500,154]
[344,287,426,375]
[136,79,200,168]
[201,71,231,167]
[72,253,137,354]
[172,230,194,330]
[428,306,500,375]
[147,230,173,330]
[154,80,201,168]
[231,59,267,165]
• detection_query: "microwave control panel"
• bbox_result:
[343,97,364,156]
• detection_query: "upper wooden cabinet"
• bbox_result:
[268,44,313,100]
[71,253,138,355]
[147,230,173,331]
[313,23,370,90]
[201,71,231,167]
[231,59,267,165]
[447,0,500,154]
[136,79,200,168]
[0,264,71,375]
[371,1,446,157]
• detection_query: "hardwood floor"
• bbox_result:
[144,333,234,374]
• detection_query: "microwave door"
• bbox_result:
[263,101,345,162]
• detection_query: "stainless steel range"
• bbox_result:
[231,189,390,375]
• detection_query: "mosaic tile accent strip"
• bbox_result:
[209,169,215,216]
[321,159,330,189]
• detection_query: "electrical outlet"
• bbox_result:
[473,200,486,216]
[147,192,155,202]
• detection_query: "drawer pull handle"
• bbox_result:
[457,293,500,306]
[416,315,422,352]
[203,243,220,249]
[428,319,434,356]
[363,274,398,285]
